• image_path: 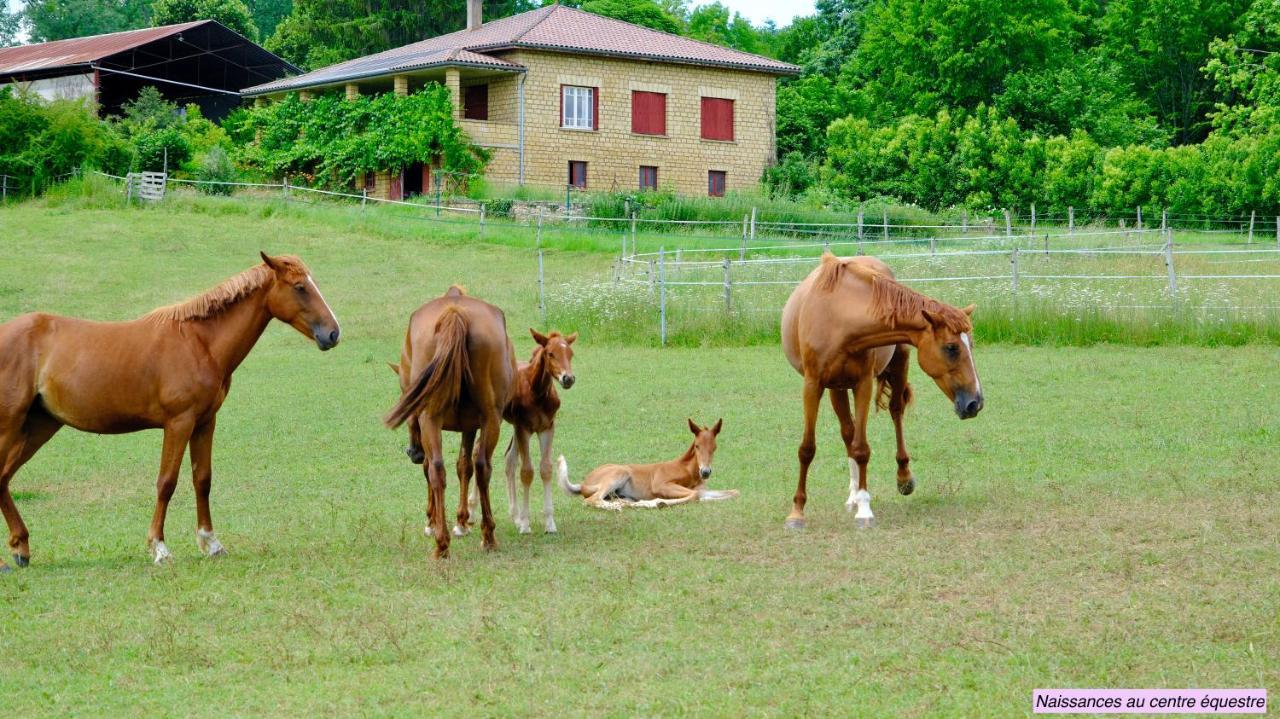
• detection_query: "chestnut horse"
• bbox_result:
[493,329,577,535]
[780,253,983,530]
[385,286,515,558]
[0,253,340,569]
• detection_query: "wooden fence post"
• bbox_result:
[536,206,544,249]
[749,207,757,244]
[658,247,667,346]
[631,212,638,258]
[1068,206,1074,235]
[961,208,968,235]
[722,259,732,312]
[479,203,486,240]
[740,214,748,261]
[283,175,289,199]
[1163,235,1178,297]
[856,209,864,255]
[1030,203,1036,236]
[1004,209,1012,238]
[882,208,889,242]
[1136,205,1143,229]
[1248,210,1256,244]
[1161,208,1167,233]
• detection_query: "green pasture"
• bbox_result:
[0,189,1276,716]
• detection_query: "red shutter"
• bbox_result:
[592,87,599,131]
[632,91,666,135]
[701,98,734,141]
[708,170,726,197]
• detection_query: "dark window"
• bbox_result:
[569,161,588,189]
[463,84,488,121]
[639,166,658,190]
[631,91,666,135]
[363,172,376,192]
[708,170,726,197]
[700,97,734,141]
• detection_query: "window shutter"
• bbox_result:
[632,91,666,135]
[701,98,734,141]
[592,87,599,131]
[464,84,488,121]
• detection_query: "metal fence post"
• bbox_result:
[1010,247,1020,293]
[1043,233,1049,256]
[856,209,864,255]
[1030,203,1036,236]
[1068,206,1074,235]
[1163,235,1178,297]
[1248,210,1255,244]
[479,203,486,240]
[536,206,544,249]
[740,214,748,261]
[722,258,732,312]
[658,247,667,346]
[1004,209,1012,238]
[537,249,546,324]
[361,188,367,212]
[882,208,889,242]
[749,207,757,243]
[436,181,442,217]
[631,212,638,258]
[1161,208,1167,233]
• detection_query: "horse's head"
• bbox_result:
[914,304,983,419]
[687,418,723,479]
[531,328,577,389]
[259,252,341,351]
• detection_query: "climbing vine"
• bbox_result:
[228,85,487,190]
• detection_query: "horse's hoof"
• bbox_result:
[451,525,469,537]
[855,516,876,529]
[784,518,806,531]
[544,525,557,534]
[898,477,916,496]
[517,525,532,535]
[13,554,29,568]
[405,446,425,464]
[844,501,855,513]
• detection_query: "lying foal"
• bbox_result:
[558,419,737,510]
[484,329,576,534]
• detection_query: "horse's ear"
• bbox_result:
[920,308,939,327]
[259,251,282,272]
[712,418,722,435]
[688,418,700,435]
[961,303,976,317]
[565,332,578,345]
[530,328,549,346]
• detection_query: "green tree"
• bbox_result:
[686,2,762,53]
[152,0,258,38]
[1205,0,1280,135]
[23,0,152,42]
[268,0,535,70]
[1098,0,1251,144]
[580,0,681,34]
[248,0,290,38]
[1,1,20,47]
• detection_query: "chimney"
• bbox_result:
[467,0,483,31]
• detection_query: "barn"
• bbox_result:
[0,20,297,120]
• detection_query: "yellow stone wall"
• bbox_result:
[475,50,778,196]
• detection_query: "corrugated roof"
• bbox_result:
[0,21,208,74]
[245,6,798,95]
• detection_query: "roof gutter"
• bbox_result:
[243,60,526,97]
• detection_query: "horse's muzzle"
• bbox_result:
[954,391,983,420]
[559,373,576,389]
[315,327,340,351]
[700,466,712,479]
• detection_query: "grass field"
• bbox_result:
[1,190,1277,716]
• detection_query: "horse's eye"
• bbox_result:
[944,343,960,358]
[294,283,306,293]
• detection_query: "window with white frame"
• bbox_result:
[561,85,595,130]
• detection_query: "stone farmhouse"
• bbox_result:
[242,2,798,199]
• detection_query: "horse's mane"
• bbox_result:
[144,264,273,323]
[814,253,970,333]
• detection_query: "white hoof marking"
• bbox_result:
[152,541,173,564]
[451,524,469,537]
[196,529,226,557]
[853,489,874,522]
[544,521,557,534]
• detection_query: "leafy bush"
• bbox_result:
[195,146,237,195]
[0,87,132,195]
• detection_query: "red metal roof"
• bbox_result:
[0,21,208,74]
[245,6,798,95]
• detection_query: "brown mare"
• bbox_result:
[558,419,737,509]
[385,286,516,558]
[780,253,983,530]
[0,253,340,569]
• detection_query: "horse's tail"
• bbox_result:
[384,307,471,429]
[557,456,581,496]
[875,344,914,413]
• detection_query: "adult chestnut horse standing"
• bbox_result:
[385,286,515,558]
[781,253,983,530]
[0,253,340,569]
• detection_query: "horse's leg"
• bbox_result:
[850,377,875,529]
[0,409,62,569]
[786,376,824,530]
[404,415,425,464]
[538,427,557,533]
[885,344,916,495]
[516,429,535,534]
[148,415,196,563]
[830,390,859,513]
[452,429,475,537]
[474,409,502,551]
[421,416,449,559]
[189,418,226,558]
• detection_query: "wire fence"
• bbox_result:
[49,171,1280,345]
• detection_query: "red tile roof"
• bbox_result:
[0,21,208,74]
[245,6,798,95]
